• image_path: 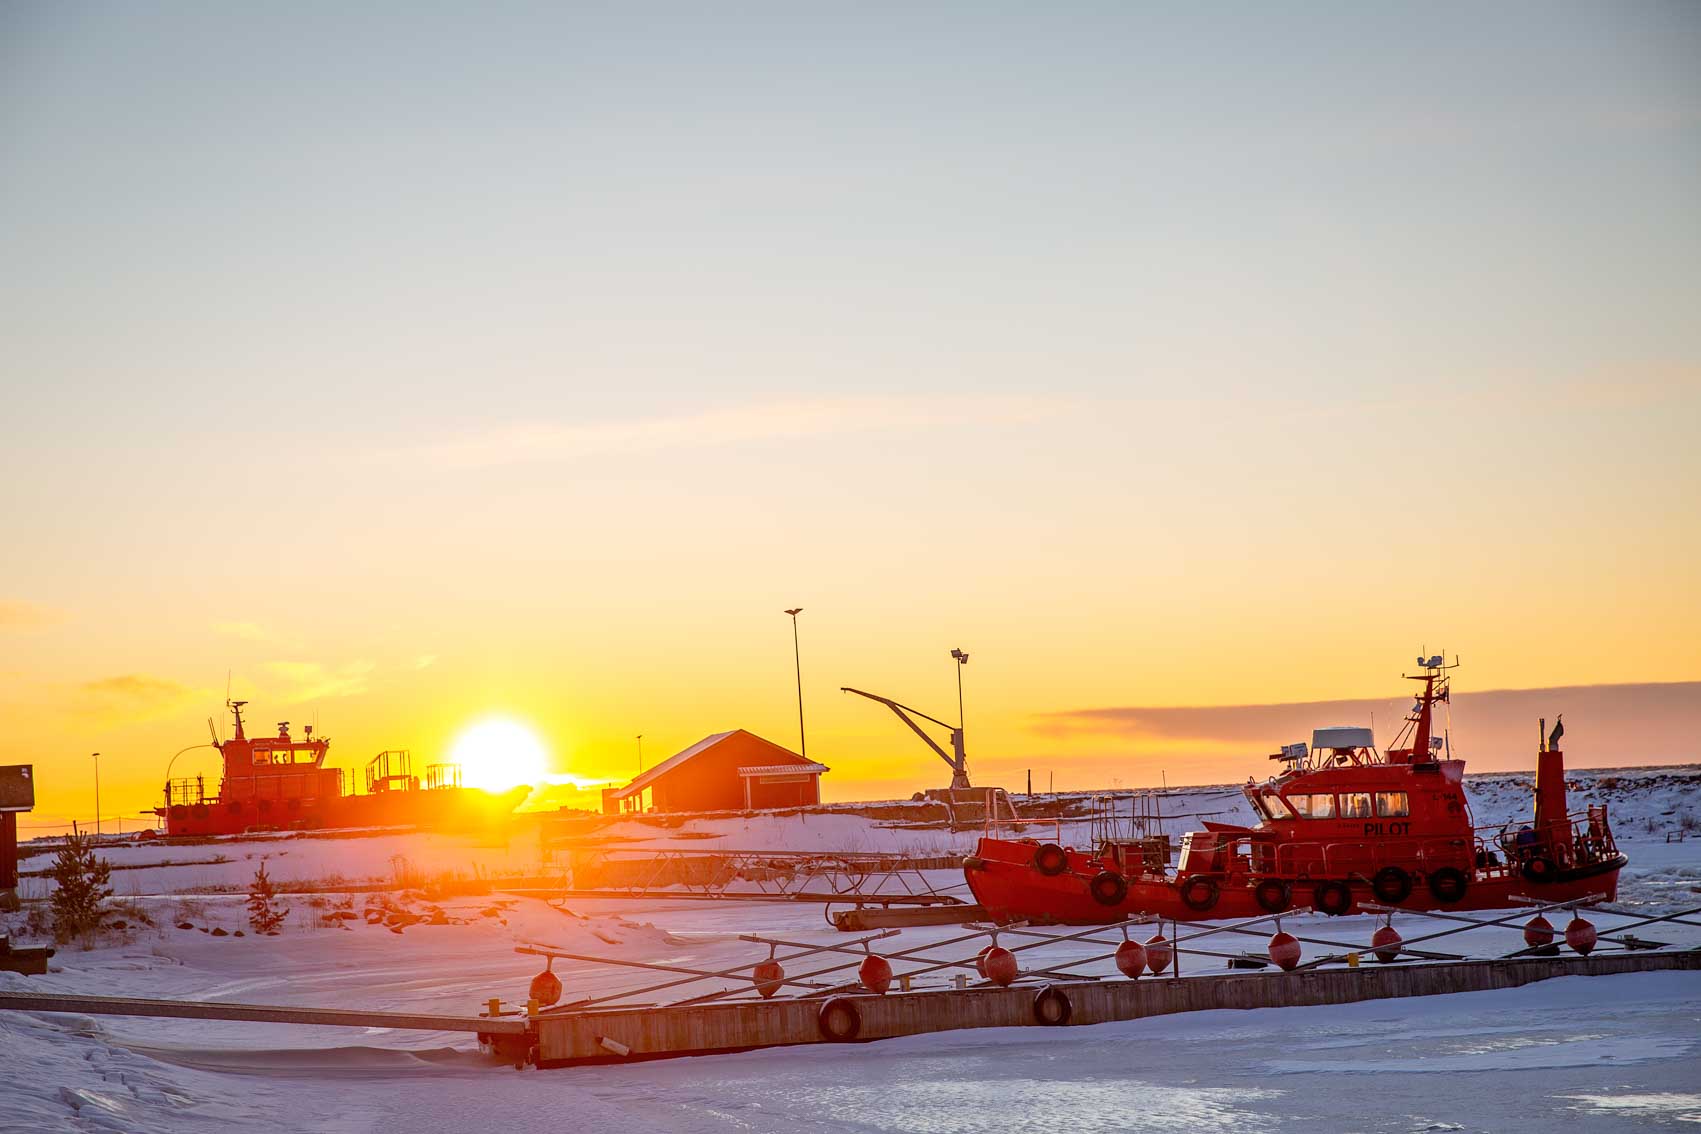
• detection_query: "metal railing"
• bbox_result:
[505,894,1701,1016]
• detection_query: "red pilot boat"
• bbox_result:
[964,657,1627,923]
[155,701,528,837]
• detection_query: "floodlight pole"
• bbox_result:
[784,609,806,759]
[636,734,644,773]
[951,649,969,729]
[92,752,100,839]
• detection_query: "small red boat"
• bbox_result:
[155,701,528,837]
[965,658,1627,923]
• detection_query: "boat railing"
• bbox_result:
[164,776,207,807]
[982,814,1062,842]
[1487,806,1618,871]
[1264,836,1474,878]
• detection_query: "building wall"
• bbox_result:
[647,732,819,812]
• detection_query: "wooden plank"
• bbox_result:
[0,991,529,1035]
[500,888,960,906]
[832,905,989,930]
[535,948,1701,1066]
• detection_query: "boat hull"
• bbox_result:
[158,785,529,838]
[964,836,1625,924]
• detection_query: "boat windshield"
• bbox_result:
[1289,793,1335,819]
[1260,793,1294,820]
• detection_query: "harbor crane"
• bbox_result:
[840,686,972,791]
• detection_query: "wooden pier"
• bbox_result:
[530,948,1701,1067]
[0,990,529,1035]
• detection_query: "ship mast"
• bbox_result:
[1393,653,1456,762]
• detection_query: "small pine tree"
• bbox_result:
[246,860,288,934]
[49,824,113,943]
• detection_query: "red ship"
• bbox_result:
[155,701,528,837]
[965,657,1627,923]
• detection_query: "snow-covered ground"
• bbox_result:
[4,766,1699,1133]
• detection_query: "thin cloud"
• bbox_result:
[76,674,201,724]
[411,395,1059,468]
[265,660,375,702]
[1032,682,1701,768]
[0,600,68,630]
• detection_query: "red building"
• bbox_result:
[601,730,828,814]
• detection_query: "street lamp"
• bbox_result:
[636,734,644,773]
[91,752,100,839]
[951,649,969,729]
[784,608,806,759]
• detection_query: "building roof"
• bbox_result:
[606,730,824,801]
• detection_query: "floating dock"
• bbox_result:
[528,948,1701,1067]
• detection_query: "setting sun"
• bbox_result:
[447,718,550,793]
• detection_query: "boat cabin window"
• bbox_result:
[1340,792,1373,819]
[252,746,315,766]
[1289,793,1335,819]
[1374,791,1410,817]
[1260,793,1294,820]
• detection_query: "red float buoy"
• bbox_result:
[1564,916,1597,955]
[752,957,785,999]
[1144,932,1172,975]
[975,944,997,978]
[1267,931,1302,972]
[982,946,1019,987]
[1114,939,1147,979]
[528,968,562,1007]
[859,953,894,994]
[1371,924,1403,964]
[1523,914,1555,949]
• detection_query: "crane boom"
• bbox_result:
[841,686,971,789]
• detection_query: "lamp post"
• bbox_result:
[92,752,100,839]
[636,734,644,773]
[784,608,805,759]
[950,649,969,728]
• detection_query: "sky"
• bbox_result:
[1,2,1698,832]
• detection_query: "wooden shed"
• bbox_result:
[601,731,827,814]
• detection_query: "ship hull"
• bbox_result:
[965,836,1626,924]
[159,785,528,838]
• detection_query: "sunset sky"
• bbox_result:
[2,3,1697,832]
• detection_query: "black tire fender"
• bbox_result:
[1371,866,1413,904]
[1179,876,1220,912]
[1033,843,1069,877]
[1088,870,1129,907]
[818,997,862,1042]
[1253,878,1292,914]
[1033,986,1073,1026]
[1520,856,1556,884]
[1428,866,1469,904]
[1313,880,1353,916]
